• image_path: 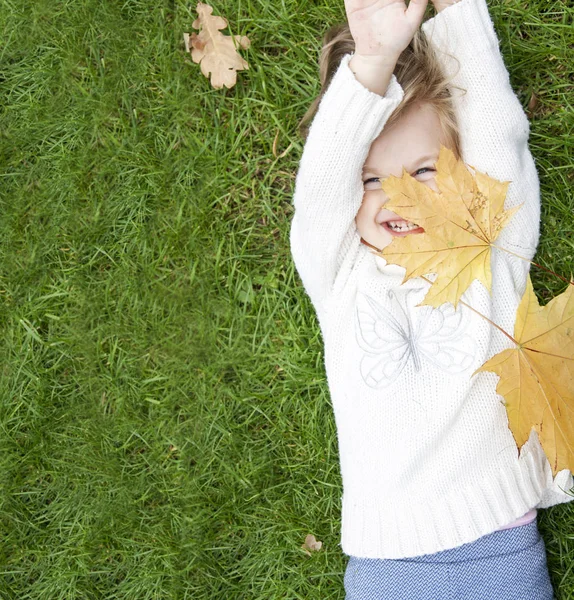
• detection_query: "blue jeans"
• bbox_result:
[344,519,555,599]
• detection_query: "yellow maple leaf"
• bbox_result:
[378,145,522,308]
[185,2,250,90]
[474,276,574,476]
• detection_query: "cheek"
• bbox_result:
[356,198,373,227]
[355,203,367,228]
[357,198,369,219]
[360,192,387,215]
[356,195,388,240]
[355,198,374,233]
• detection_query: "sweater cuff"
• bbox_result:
[310,53,404,148]
[335,53,404,104]
[422,0,499,56]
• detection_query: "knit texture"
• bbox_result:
[289,0,573,559]
[497,508,537,531]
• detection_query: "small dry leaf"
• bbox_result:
[301,533,322,556]
[185,2,250,89]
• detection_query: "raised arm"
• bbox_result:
[424,0,574,509]
[289,63,403,315]
[421,0,541,289]
[290,0,428,316]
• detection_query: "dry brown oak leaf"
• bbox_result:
[378,144,522,309]
[301,534,322,556]
[474,276,574,477]
[187,2,250,89]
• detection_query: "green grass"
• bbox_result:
[0,0,573,597]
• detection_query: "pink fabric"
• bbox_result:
[497,509,537,531]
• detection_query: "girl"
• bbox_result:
[289,0,574,597]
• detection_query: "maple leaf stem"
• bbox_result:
[491,243,574,287]
[363,237,572,353]
[419,275,519,345]
[522,347,574,361]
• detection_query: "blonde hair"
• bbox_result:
[298,24,464,160]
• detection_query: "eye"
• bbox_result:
[413,167,435,176]
[363,167,435,186]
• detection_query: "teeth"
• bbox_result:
[386,219,419,232]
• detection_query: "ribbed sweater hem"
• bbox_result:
[340,429,565,559]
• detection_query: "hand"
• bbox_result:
[344,0,429,60]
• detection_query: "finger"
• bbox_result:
[405,0,429,27]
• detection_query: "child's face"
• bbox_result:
[356,102,453,251]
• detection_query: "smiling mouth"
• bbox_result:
[379,219,425,236]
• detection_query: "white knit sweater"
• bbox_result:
[290,0,573,559]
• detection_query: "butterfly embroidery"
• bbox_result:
[355,288,478,389]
